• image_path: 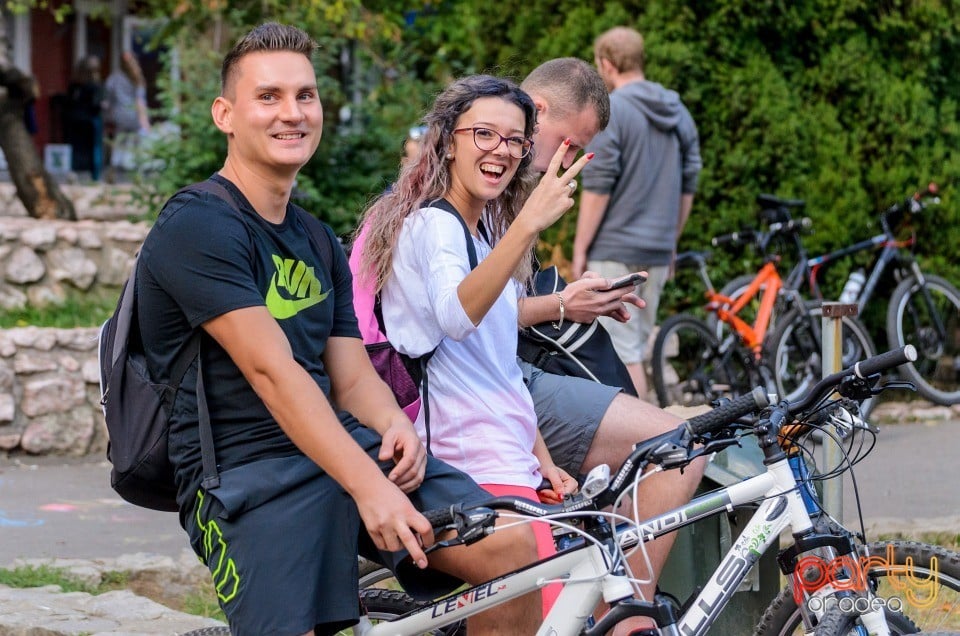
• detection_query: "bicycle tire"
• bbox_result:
[180,627,230,636]
[360,588,466,635]
[765,304,877,417]
[752,540,960,636]
[359,557,394,588]
[885,273,960,405]
[651,313,754,407]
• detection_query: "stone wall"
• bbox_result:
[0,217,148,311]
[0,327,106,455]
[0,212,149,456]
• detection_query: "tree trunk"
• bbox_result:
[0,64,76,220]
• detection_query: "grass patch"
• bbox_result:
[876,530,960,550]
[0,564,225,622]
[0,290,119,328]
[0,564,116,594]
[181,584,226,622]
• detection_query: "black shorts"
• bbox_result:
[183,415,488,636]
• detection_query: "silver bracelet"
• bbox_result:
[552,292,565,331]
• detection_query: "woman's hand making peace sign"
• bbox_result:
[517,138,593,234]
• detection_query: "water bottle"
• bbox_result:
[839,269,865,304]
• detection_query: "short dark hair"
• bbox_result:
[521,57,610,130]
[220,23,317,95]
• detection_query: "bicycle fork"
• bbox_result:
[783,454,893,636]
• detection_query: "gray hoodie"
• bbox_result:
[581,80,701,265]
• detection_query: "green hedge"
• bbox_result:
[138,1,960,300]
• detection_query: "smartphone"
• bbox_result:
[602,272,647,292]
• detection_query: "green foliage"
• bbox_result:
[132,0,960,288]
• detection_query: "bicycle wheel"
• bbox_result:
[886,273,960,405]
[181,627,230,635]
[360,588,466,635]
[753,541,960,635]
[765,304,877,416]
[651,313,754,407]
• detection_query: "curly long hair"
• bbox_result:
[357,75,538,293]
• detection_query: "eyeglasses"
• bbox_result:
[452,127,533,159]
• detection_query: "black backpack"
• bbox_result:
[517,265,638,396]
[99,179,333,511]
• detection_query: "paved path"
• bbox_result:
[0,456,185,565]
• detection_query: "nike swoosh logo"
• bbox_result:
[265,255,330,319]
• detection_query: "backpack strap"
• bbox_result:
[294,207,336,274]
[417,198,482,454]
[165,177,244,492]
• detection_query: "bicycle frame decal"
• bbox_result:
[677,462,809,636]
[429,581,507,618]
[793,543,941,609]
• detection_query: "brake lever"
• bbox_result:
[872,379,916,395]
[689,437,742,462]
[423,507,498,555]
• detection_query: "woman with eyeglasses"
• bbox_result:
[357,75,591,612]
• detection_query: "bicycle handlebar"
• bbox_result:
[423,506,457,529]
[786,345,916,416]
[711,229,758,248]
[884,183,940,219]
[683,387,770,436]
[711,218,811,250]
[854,344,917,380]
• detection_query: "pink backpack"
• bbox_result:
[349,199,481,447]
[350,221,421,420]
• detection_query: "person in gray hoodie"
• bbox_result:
[575,26,702,400]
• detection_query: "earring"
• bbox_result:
[446,152,454,160]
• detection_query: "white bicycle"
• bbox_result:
[186,345,960,635]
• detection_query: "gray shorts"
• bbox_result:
[184,416,488,636]
[520,359,620,478]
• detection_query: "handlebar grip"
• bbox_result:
[684,387,770,436]
[711,229,757,247]
[854,345,917,379]
[421,506,456,529]
[769,217,812,235]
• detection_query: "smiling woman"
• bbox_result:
[355,74,595,620]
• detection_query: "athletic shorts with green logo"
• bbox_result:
[183,415,489,636]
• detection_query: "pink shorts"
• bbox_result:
[481,483,559,617]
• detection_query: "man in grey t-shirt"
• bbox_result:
[576,26,702,400]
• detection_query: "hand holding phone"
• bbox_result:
[601,272,647,292]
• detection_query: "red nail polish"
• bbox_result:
[564,138,571,145]
[586,152,595,159]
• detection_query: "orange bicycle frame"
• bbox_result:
[706,261,783,355]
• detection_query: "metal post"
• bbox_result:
[820,302,858,517]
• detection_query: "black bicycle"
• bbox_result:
[719,185,960,406]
